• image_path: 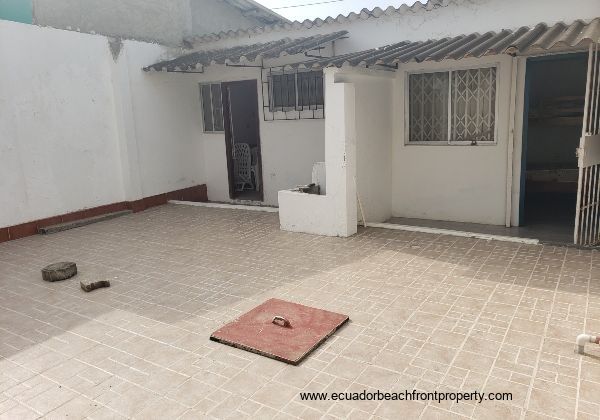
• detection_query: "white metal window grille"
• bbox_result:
[271,73,297,109]
[408,66,497,144]
[262,68,324,120]
[200,83,224,132]
[409,72,449,142]
[297,71,324,109]
[452,67,496,142]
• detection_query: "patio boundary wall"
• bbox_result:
[0,20,207,232]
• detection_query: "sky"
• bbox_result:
[255,0,418,22]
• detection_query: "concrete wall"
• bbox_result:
[0,21,124,227]
[32,0,190,45]
[393,55,514,225]
[0,20,205,228]
[354,76,393,223]
[119,42,206,198]
[190,0,266,38]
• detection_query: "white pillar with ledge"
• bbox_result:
[278,67,357,237]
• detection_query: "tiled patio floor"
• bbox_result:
[2,204,600,419]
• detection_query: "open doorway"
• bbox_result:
[222,80,263,201]
[520,53,588,242]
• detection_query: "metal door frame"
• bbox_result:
[575,42,600,245]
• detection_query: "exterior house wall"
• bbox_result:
[0,20,206,229]
[392,55,514,225]
[354,76,393,223]
[330,0,600,54]
[193,0,600,52]
[279,69,357,236]
[183,0,598,229]
[189,65,325,206]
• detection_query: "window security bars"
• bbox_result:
[408,66,497,144]
[262,67,324,121]
[200,83,224,132]
[452,67,496,143]
[409,71,449,143]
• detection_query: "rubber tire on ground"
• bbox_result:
[41,262,78,282]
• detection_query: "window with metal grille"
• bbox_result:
[200,83,224,132]
[269,71,324,111]
[408,66,497,144]
[271,73,296,109]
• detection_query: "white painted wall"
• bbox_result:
[280,58,516,232]
[393,55,513,225]
[194,0,600,54]
[0,21,124,227]
[0,21,206,228]
[354,77,393,223]
[120,41,206,198]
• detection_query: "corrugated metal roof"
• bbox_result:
[294,19,600,69]
[144,31,348,72]
[187,0,448,43]
[223,0,289,25]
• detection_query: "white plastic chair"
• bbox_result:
[234,143,253,191]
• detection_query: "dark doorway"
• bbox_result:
[222,80,263,201]
[520,53,588,242]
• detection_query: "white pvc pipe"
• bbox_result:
[576,333,599,354]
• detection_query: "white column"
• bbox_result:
[324,69,357,236]
[277,68,357,237]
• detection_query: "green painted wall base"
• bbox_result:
[0,0,32,24]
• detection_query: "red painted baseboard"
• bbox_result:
[0,184,207,243]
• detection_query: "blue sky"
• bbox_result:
[256,0,417,22]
